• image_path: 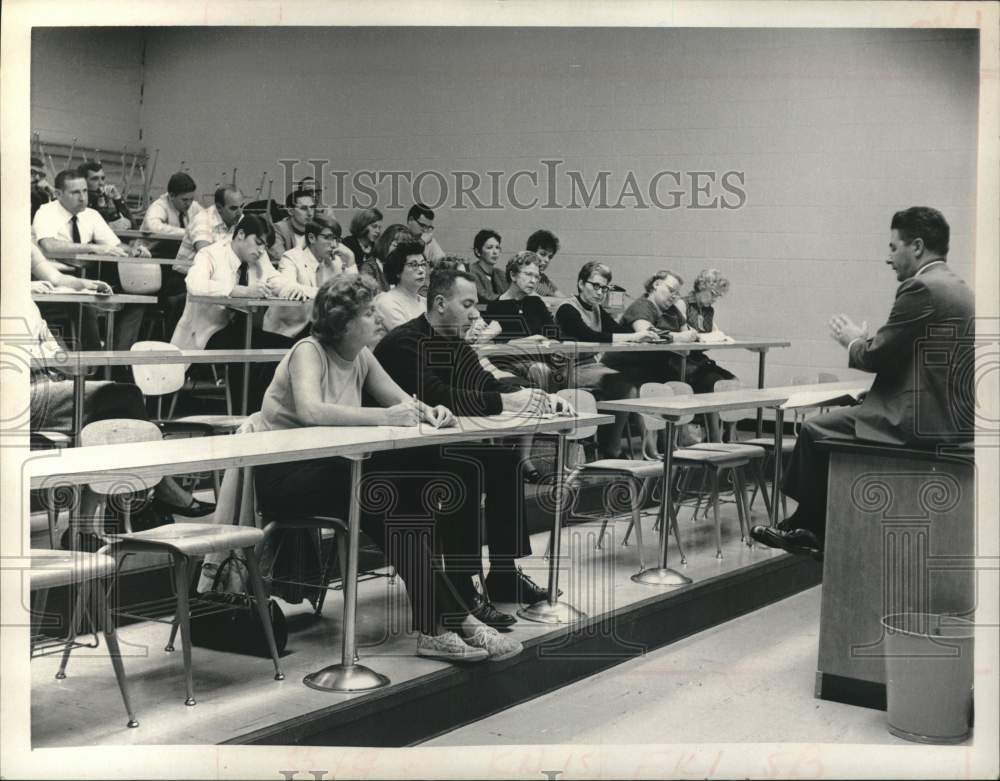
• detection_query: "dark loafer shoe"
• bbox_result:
[487,568,559,605]
[750,525,823,557]
[470,597,517,629]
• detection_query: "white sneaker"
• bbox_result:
[464,626,524,661]
[416,631,488,663]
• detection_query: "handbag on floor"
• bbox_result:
[189,552,288,657]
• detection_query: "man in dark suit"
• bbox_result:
[751,206,975,558]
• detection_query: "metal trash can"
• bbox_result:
[881,612,974,744]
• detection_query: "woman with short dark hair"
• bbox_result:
[344,208,386,290]
[468,228,506,302]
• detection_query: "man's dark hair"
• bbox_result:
[285,189,314,208]
[891,207,950,257]
[305,213,342,243]
[167,172,197,196]
[385,239,426,286]
[407,203,434,223]
[426,267,477,312]
[214,185,242,208]
[30,156,45,169]
[76,160,104,178]
[54,169,85,190]
[526,229,559,255]
[233,214,275,248]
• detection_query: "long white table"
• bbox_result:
[27,411,612,693]
[597,379,872,586]
[42,251,189,268]
[479,338,789,435]
[31,348,289,445]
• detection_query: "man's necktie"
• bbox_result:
[237,262,249,287]
[179,211,187,229]
[70,215,81,244]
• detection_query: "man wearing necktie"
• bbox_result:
[32,169,152,352]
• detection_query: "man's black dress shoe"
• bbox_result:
[153,497,216,518]
[486,568,558,605]
[750,525,823,558]
[470,597,517,629]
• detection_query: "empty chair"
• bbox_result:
[118,262,162,295]
[642,382,755,559]
[555,387,688,569]
[59,419,284,707]
[30,548,138,728]
[129,340,238,421]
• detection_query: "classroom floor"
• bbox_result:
[31,488,799,748]
[424,586,906,746]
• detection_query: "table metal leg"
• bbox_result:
[755,350,767,438]
[770,407,784,527]
[679,354,687,384]
[104,308,116,380]
[241,311,253,415]
[631,420,692,587]
[518,433,586,624]
[304,456,389,692]
[72,374,85,446]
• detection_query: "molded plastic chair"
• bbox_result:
[60,419,285,707]
[30,549,139,728]
[118,261,161,295]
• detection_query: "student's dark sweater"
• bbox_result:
[373,314,520,416]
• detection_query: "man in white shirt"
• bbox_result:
[173,185,245,273]
[33,169,152,352]
[171,215,302,411]
[407,203,446,264]
[141,172,205,334]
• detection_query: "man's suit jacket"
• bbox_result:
[267,219,304,264]
[849,262,974,446]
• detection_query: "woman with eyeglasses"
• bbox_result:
[555,261,661,458]
[374,239,428,333]
[345,207,387,291]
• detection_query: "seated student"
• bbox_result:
[468,229,506,303]
[484,250,564,482]
[406,203,446,264]
[526,229,563,297]
[610,270,701,456]
[555,261,661,458]
[141,172,205,334]
[374,240,428,333]
[173,185,245,273]
[27,298,214,543]
[681,268,737,442]
[344,208,386,290]
[261,213,352,347]
[31,157,54,219]
[78,160,132,231]
[171,215,302,410]
[375,267,574,621]
[267,189,313,264]
[251,276,522,662]
[33,169,152,351]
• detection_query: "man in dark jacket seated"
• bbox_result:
[374,267,573,625]
[751,207,975,559]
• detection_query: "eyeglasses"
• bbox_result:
[405,260,429,270]
[317,232,340,243]
[415,219,435,232]
[585,280,610,294]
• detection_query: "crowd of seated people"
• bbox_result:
[27,162,749,663]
